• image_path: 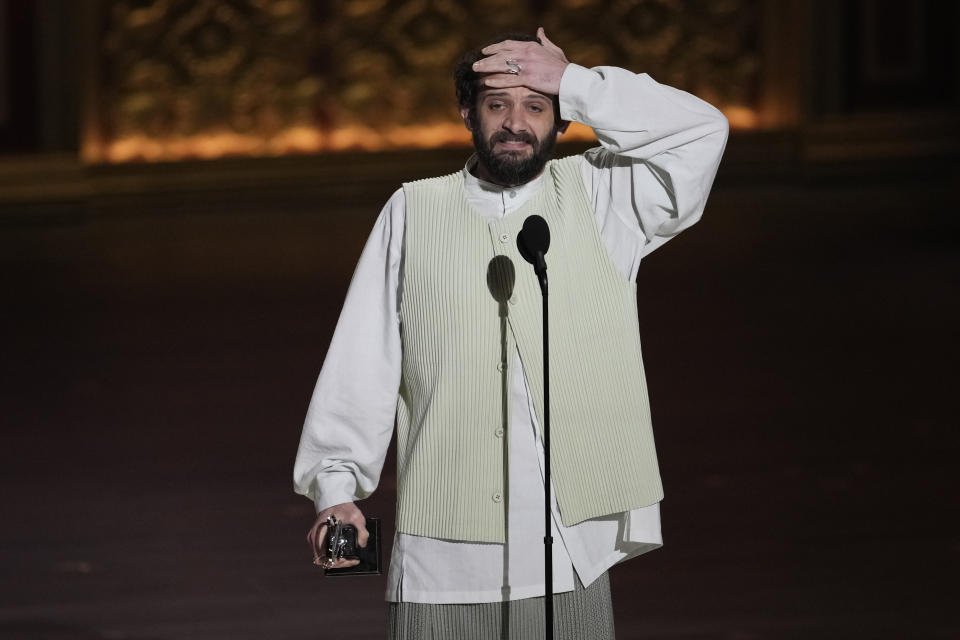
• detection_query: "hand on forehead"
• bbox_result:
[471,27,570,97]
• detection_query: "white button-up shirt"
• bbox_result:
[294,63,729,604]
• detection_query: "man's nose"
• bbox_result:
[502,106,527,132]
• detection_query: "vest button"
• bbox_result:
[497,362,505,372]
[494,427,504,438]
[492,492,503,503]
[508,297,517,305]
[499,232,509,244]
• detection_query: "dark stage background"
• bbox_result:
[1,1,958,639]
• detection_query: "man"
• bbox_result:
[294,28,728,638]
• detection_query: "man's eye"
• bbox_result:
[529,105,543,113]
[489,103,505,110]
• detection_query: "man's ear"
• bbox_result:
[557,119,571,136]
[460,106,474,131]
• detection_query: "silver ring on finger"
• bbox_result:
[505,59,521,75]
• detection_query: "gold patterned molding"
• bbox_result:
[82,0,766,163]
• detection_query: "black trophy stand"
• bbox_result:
[517,214,554,640]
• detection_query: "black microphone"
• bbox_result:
[517,215,550,295]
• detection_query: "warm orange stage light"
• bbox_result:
[85,107,756,163]
[723,106,759,129]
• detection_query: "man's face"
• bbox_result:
[462,86,562,187]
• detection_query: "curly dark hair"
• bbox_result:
[454,32,562,122]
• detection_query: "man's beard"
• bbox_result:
[472,125,559,187]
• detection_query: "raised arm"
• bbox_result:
[560,61,729,276]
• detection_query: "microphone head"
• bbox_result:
[517,214,551,266]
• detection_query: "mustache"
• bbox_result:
[489,131,538,147]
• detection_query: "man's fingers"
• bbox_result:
[306,520,319,545]
[346,512,370,548]
[317,557,359,570]
[481,41,519,56]
[357,524,370,548]
[331,558,361,569]
[478,41,537,67]
[473,54,514,74]
[482,73,525,89]
[310,523,328,556]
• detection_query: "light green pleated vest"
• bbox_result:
[397,155,663,543]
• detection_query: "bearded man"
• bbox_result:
[294,28,728,639]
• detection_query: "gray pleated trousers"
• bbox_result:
[387,571,616,640]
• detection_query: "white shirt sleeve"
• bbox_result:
[293,188,406,513]
[558,63,729,281]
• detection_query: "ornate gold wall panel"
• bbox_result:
[84,0,762,162]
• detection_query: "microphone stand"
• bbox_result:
[534,255,553,640]
[517,214,554,640]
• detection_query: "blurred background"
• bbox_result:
[1,1,957,638]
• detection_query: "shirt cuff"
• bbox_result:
[623,502,664,544]
[557,63,596,122]
[313,472,359,514]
